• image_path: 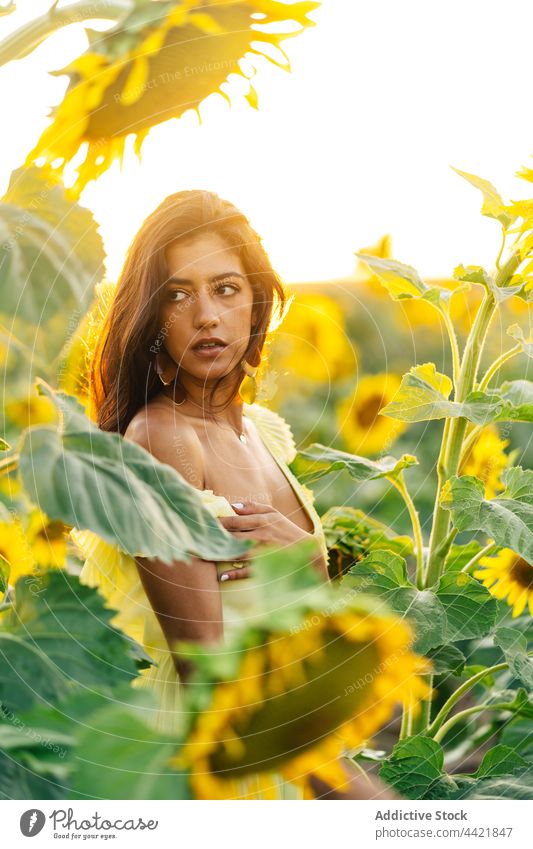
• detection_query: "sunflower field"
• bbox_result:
[1,0,533,802]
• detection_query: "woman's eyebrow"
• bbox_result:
[166,272,247,287]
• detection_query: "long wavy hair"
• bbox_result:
[92,190,287,434]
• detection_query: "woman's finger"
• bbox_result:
[219,514,266,531]
[218,566,252,582]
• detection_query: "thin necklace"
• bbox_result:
[161,390,248,444]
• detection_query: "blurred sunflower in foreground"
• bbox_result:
[274,293,356,384]
[26,0,319,197]
[337,373,407,456]
[475,548,533,618]
[459,425,517,500]
[0,510,68,589]
[59,280,116,419]
[174,606,430,799]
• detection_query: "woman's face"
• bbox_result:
[158,232,256,384]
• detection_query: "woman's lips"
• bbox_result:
[191,343,227,359]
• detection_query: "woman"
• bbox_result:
[72,190,389,800]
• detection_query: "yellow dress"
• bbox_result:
[70,402,328,800]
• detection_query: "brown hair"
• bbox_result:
[91,190,287,434]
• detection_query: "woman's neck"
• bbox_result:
[161,380,245,431]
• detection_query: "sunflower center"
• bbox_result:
[357,394,385,428]
[510,557,533,589]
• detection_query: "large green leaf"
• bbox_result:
[475,746,528,780]
[354,253,464,307]
[426,645,466,676]
[494,628,533,689]
[452,168,515,228]
[18,383,251,564]
[440,467,533,565]
[289,444,417,486]
[435,572,498,641]
[493,380,533,423]
[379,735,457,800]
[453,768,533,799]
[0,167,104,326]
[69,695,190,800]
[345,550,446,653]
[454,264,525,302]
[0,570,141,711]
[380,362,504,424]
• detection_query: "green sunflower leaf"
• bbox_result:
[0,167,104,328]
[0,570,141,711]
[435,572,498,641]
[440,467,533,565]
[379,735,457,800]
[18,381,251,564]
[345,550,446,653]
[426,645,466,676]
[289,444,417,486]
[452,168,515,228]
[380,363,504,424]
[354,254,463,306]
[475,745,528,779]
[494,628,533,689]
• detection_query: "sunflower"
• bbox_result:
[0,518,35,587]
[273,293,356,384]
[26,510,68,570]
[354,234,393,299]
[27,0,319,197]
[4,393,56,429]
[475,548,533,618]
[459,425,515,500]
[337,373,407,456]
[59,280,116,420]
[173,608,431,799]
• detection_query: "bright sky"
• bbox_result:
[2,0,533,283]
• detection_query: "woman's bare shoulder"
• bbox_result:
[124,396,205,487]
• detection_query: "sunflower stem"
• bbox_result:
[427,662,508,736]
[389,473,424,589]
[434,702,514,744]
[461,541,499,574]
[0,0,133,68]
[439,305,461,389]
[0,452,18,477]
[425,288,500,587]
[477,343,522,392]
[0,601,13,612]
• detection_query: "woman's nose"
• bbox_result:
[192,288,220,328]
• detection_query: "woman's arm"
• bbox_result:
[125,412,223,680]
[135,553,223,681]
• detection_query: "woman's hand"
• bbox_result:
[217,501,328,582]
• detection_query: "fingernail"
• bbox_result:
[220,573,230,582]
[231,502,244,509]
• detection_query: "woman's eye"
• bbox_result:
[216,283,239,295]
[168,290,188,302]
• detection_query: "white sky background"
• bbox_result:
[2,0,533,283]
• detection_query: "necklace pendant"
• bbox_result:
[239,432,247,444]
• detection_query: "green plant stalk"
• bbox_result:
[439,305,461,388]
[458,423,482,469]
[389,473,424,589]
[425,293,498,586]
[0,601,13,612]
[0,453,18,477]
[433,702,514,744]
[477,343,522,392]
[461,541,499,574]
[0,0,132,68]
[427,661,513,736]
[425,252,521,588]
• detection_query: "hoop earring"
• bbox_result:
[239,359,258,404]
[154,352,175,386]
